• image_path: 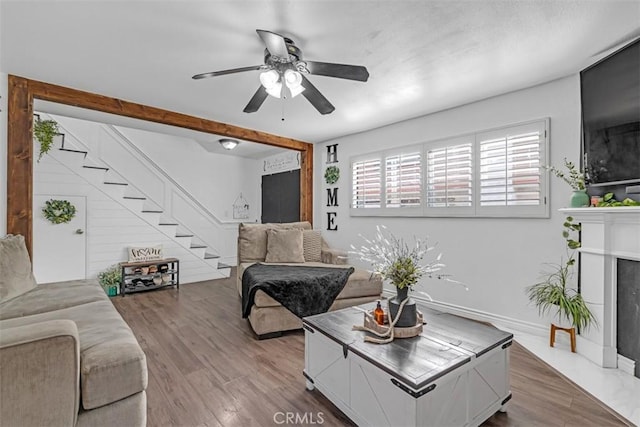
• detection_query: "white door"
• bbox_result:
[33,195,87,284]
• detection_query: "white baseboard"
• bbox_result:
[383,290,548,337]
[617,354,636,376]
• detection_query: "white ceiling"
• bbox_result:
[2,0,640,149]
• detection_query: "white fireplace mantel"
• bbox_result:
[559,207,640,369]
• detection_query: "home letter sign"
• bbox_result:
[326,144,339,231]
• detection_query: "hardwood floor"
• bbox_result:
[112,271,629,426]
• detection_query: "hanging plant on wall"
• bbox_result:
[42,199,76,224]
[324,166,340,185]
[33,118,60,162]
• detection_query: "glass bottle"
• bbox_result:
[374,300,385,325]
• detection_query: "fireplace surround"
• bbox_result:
[560,207,640,375]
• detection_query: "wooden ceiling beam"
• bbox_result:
[6,75,314,256]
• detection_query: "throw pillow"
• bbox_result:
[303,230,322,262]
[0,235,38,303]
[265,229,305,263]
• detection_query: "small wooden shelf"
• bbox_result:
[119,258,179,296]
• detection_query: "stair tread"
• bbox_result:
[159,223,178,226]
[141,210,163,213]
[217,262,232,269]
[123,196,146,200]
[59,148,87,155]
[83,165,109,171]
[204,253,220,259]
[190,244,207,249]
[104,182,128,186]
[175,234,194,238]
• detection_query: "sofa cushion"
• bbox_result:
[265,229,305,263]
[303,230,322,262]
[238,222,312,263]
[0,300,147,410]
[0,235,38,304]
[0,279,106,320]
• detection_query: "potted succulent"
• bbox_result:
[526,217,596,332]
[546,158,589,207]
[98,264,122,297]
[33,118,60,162]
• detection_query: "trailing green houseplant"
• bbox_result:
[33,118,60,162]
[526,216,596,331]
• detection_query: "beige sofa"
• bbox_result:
[237,222,383,338]
[0,235,147,427]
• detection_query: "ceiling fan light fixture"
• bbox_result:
[265,83,282,98]
[219,138,239,150]
[259,69,282,98]
[284,69,304,98]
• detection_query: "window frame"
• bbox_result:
[349,118,550,218]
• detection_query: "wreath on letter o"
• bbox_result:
[43,199,76,224]
[324,166,340,185]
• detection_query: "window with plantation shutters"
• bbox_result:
[477,121,548,217]
[386,151,421,208]
[348,118,549,218]
[426,142,473,209]
[351,158,381,209]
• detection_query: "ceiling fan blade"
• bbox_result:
[243,86,269,113]
[256,29,290,59]
[192,65,262,80]
[304,61,369,82]
[300,75,335,115]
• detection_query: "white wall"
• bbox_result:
[101,126,261,224]
[0,72,7,236]
[314,75,582,331]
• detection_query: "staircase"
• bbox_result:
[35,113,233,283]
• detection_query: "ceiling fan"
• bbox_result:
[192,29,369,115]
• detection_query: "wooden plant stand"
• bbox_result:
[550,323,576,353]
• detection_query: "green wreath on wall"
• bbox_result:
[324,166,340,185]
[42,199,76,224]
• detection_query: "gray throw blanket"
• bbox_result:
[242,264,354,319]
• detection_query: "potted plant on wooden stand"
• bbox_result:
[526,217,596,352]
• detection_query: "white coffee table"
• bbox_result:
[303,302,513,427]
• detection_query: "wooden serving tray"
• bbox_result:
[363,310,424,339]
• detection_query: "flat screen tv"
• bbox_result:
[581,39,640,186]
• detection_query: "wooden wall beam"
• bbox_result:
[6,75,314,256]
[300,145,314,223]
[7,76,34,253]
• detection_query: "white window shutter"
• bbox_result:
[479,128,543,207]
[386,152,422,208]
[426,143,473,208]
[351,158,381,208]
